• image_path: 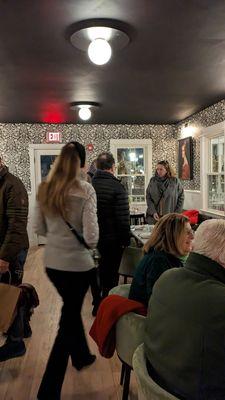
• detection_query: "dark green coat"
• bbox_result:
[129,248,183,307]
[145,252,225,400]
[0,166,29,263]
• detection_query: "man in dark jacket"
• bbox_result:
[0,157,29,361]
[144,219,225,400]
[92,152,130,297]
[0,157,29,284]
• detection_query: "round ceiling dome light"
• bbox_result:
[69,19,130,67]
[78,105,92,121]
[88,38,112,65]
[70,101,101,122]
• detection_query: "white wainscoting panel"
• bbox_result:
[184,190,202,210]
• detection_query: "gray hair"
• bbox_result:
[193,219,225,267]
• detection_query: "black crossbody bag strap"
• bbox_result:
[64,220,91,250]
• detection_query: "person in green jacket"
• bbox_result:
[129,213,194,307]
[144,219,225,400]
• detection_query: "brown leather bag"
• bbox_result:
[0,272,21,332]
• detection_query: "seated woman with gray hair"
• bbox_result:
[144,219,225,400]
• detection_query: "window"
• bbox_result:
[208,136,224,212]
[201,122,225,215]
[110,139,152,204]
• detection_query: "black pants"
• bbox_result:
[37,268,94,400]
[89,267,101,306]
[98,243,124,298]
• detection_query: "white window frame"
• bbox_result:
[110,139,152,206]
[200,121,225,216]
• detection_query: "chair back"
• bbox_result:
[133,344,179,400]
[109,284,131,298]
[109,284,146,368]
[119,246,143,279]
[116,312,145,367]
[130,213,146,225]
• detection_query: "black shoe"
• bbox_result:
[0,340,26,362]
[92,304,99,317]
[76,354,96,371]
[23,321,32,338]
[92,298,102,317]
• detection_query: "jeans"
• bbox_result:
[1,248,28,286]
[37,267,94,400]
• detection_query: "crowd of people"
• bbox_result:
[0,143,225,400]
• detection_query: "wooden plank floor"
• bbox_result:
[0,247,138,400]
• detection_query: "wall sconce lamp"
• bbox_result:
[183,122,196,137]
[69,19,130,65]
[70,102,100,121]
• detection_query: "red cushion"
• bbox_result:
[182,209,199,225]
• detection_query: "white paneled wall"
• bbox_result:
[183,190,202,210]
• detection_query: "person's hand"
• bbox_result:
[153,213,160,221]
[0,259,9,273]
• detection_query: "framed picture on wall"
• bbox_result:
[178,136,193,180]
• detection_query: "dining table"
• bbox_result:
[130,224,154,246]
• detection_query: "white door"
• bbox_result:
[30,144,63,245]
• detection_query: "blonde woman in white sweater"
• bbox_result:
[34,142,99,400]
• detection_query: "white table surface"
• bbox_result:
[130,225,153,245]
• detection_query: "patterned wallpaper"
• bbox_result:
[177,100,225,190]
[0,99,224,191]
[0,123,176,191]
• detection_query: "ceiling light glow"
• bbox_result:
[78,106,91,121]
[88,38,112,65]
[87,26,112,42]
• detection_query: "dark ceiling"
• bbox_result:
[0,0,225,125]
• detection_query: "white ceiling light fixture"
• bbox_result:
[69,19,130,66]
[88,37,112,65]
[78,105,92,121]
[70,102,100,122]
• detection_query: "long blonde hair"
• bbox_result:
[144,213,189,257]
[37,142,82,219]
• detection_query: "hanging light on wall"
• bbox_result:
[181,122,198,138]
[69,19,130,66]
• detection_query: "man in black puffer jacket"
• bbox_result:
[92,152,130,298]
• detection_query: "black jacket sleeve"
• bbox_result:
[114,184,130,246]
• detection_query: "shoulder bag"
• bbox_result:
[0,271,21,332]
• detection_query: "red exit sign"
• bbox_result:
[46,132,62,143]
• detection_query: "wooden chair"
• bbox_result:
[130,212,146,226]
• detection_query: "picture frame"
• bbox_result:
[178,136,193,180]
